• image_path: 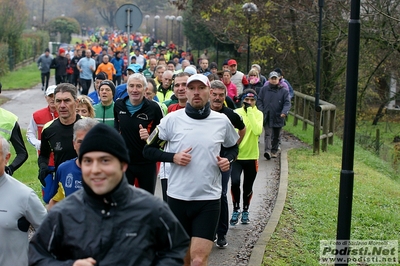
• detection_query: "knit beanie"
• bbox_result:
[98,80,116,97]
[241,88,258,101]
[79,123,130,164]
[59,48,65,54]
[96,72,108,80]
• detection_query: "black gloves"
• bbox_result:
[5,166,13,175]
[243,101,251,112]
[38,163,49,187]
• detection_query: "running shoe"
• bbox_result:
[264,152,271,160]
[216,235,228,248]
[271,153,278,158]
[241,211,250,224]
[230,210,241,226]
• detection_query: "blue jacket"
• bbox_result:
[110,57,123,76]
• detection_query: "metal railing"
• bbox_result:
[289,91,336,153]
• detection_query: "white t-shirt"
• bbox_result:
[158,109,239,201]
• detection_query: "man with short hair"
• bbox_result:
[88,72,108,105]
[77,49,96,95]
[132,48,147,69]
[228,59,249,95]
[156,70,174,102]
[167,60,176,72]
[114,74,164,194]
[143,58,157,78]
[70,49,82,89]
[154,65,166,87]
[37,48,53,91]
[93,80,115,127]
[38,83,82,188]
[114,64,139,100]
[256,71,291,160]
[163,72,189,111]
[0,136,47,266]
[143,74,239,265]
[209,80,246,248]
[145,78,158,101]
[47,118,98,209]
[198,58,211,76]
[158,72,190,202]
[95,55,116,84]
[29,123,190,265]
[180,59,190,70]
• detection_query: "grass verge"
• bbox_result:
[1,63,54,90]
[9,130,43,198]
[263,116,400,265]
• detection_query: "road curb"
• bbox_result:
[248,147,290,266]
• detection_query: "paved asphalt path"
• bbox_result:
[1,83,289,265]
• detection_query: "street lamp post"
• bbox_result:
[176,16,183,47]
[154,15,160,40]
[42,0,45,25]
[242,2,258,73]
[145,15,150,34]
[165,15,170,44]
[170,15,176,45]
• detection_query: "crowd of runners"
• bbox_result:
[0,30,294,265]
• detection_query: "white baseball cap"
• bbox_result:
[45,85,57,96]
[187,74,211,88]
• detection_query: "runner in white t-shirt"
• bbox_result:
[144,74,239,266]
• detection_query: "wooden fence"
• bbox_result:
[289,91,336,153]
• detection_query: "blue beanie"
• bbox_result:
[241,89,258,101]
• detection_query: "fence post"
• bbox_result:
[329,109,336,145]
[322,110,329,151]
[313,106,322,154]
[303,98,309,131]
[293,94,299,126]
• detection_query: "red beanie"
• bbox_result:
[59,48,65,54]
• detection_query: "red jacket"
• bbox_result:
[33,107,58,166]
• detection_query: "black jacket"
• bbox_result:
[51,56,68,77]
[114,97,164,164]
[256,84,291,128]
[29,177,190,265]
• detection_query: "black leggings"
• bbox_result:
[230,160,258,211]
[113,75,122,86]
[125,163,157,195]
[80,78,92,95]
[41,72,50,89]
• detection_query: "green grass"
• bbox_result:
[9,130,43,198]
[1,63,54,90]
[263,116,400,265]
